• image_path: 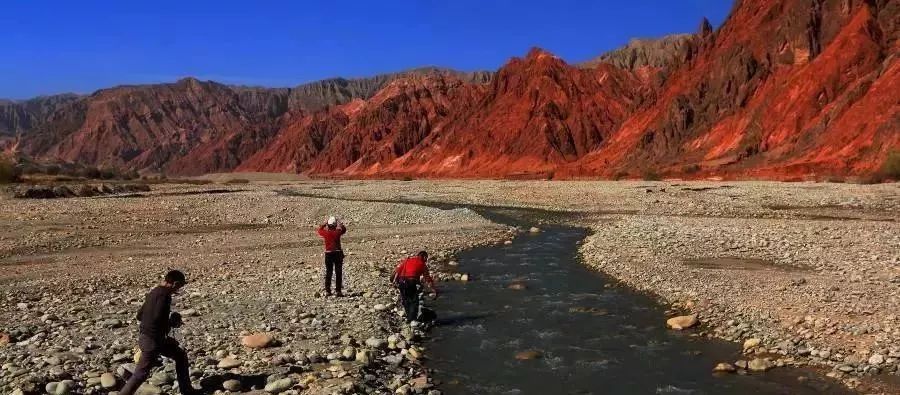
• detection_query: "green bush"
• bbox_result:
[0,157,21,184]
[880,150,900,180]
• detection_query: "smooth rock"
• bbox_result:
[264,378,294,393]
[100,373,117,389]
[241,333,275,348]
[748,358,774,372]
[515,350,543,360]
[713,362,736,373]
[743,338,761,351]
[217,356,242,369]
[666,314,698,330]
[222,379,241,391]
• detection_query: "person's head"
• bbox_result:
[327,216,337,229]
[418,251,428,261]
[163,269,187,291]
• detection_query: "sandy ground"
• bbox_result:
[1,179,899,394]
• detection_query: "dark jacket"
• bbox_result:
[136,286,174,339]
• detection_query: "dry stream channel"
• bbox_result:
[422,205,851,395]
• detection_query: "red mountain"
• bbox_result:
[9,0,899,180]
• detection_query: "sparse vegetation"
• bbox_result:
[402,176,414,182]
[682,164,701,174]
[612,171,629,181]
[879,150,900,181]
[0,157,22,184]
[642,169,662,181]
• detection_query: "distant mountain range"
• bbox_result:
[3,0,898,180]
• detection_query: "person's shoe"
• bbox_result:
[335,291,344,297]
[324,290,332,297]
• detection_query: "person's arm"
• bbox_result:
[317,224,326,237]
[422,266,437,295]
[339,224,347,235]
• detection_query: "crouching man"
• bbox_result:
[391,251,438,323]
[119,270,196,395]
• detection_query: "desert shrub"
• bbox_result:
[224,178,250,184]
[45,165,61,176]
[99,168,118,180]
[79,166,101,179]
[822,175,845,183]
[402,176,414,182]
[612,171,629,181]
[0,157,21,183]
[642,169,662,181]
[880,150,900,180]
[682,164,701,174]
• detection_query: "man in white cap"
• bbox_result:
[317,216,347,296]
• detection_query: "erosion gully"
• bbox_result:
[420,204,850,395]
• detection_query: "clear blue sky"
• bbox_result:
[0,0,732,99]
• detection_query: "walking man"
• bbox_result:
[391,251,438,323]
[120,270,196,395]
[317,216,347,297]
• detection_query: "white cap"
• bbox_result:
[327,216,337,225]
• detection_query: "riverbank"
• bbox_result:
[276,180,900,393]
[0,184,508,394]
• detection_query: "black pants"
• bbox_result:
[397,278,420,322]
[119,335,192,395]
[324,251,344,293]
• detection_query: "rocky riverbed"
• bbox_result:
[0,184,509,394]
[270,180,900,393]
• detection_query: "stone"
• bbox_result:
[100,373,117,389]
[408,346,423,360]
[460,274,470,282]
[217,356,242,369]
[222,379,241,391]
[748,358,774,372]
[713,362,736,373]
[529,227,541,233]
[0,332,10,347]
[342,347,356,360]
[507,282,527,290]
[666,314,698,330]
[365,337,387,349]
[743,338,761,351]
[241,332,275,348]
[356,349,375,366]
[374,304,389,311]
[149,371,173,386]
[868,354,885,365]
[264,378,294,393]
[515,350,543,360]
[135,384,162,395]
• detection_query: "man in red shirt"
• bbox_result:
[391,251,437,323]
[317,216,347,297]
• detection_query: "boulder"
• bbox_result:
[748,358,774,372]
[241,332,275,348]
[223,379,242,391]
[264,378,294,393]
[666,314,698,330]
[713,362,736,373]
[100,373,118,389]
[217,356,242,369]
[743,338,761,351]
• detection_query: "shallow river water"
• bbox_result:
[425,207,850,395]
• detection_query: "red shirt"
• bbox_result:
[394,256,433,284]
[317,224,346,251]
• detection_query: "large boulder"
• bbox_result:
[241,333,275,348]
[666,314,698,330]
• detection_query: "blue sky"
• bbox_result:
[0,1,732,99]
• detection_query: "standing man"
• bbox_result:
[391,251,438,323]
[317,216,347,297]
[120,270,196,395]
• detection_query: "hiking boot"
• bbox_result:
[324,290,332,297]
[335,291,344,297]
